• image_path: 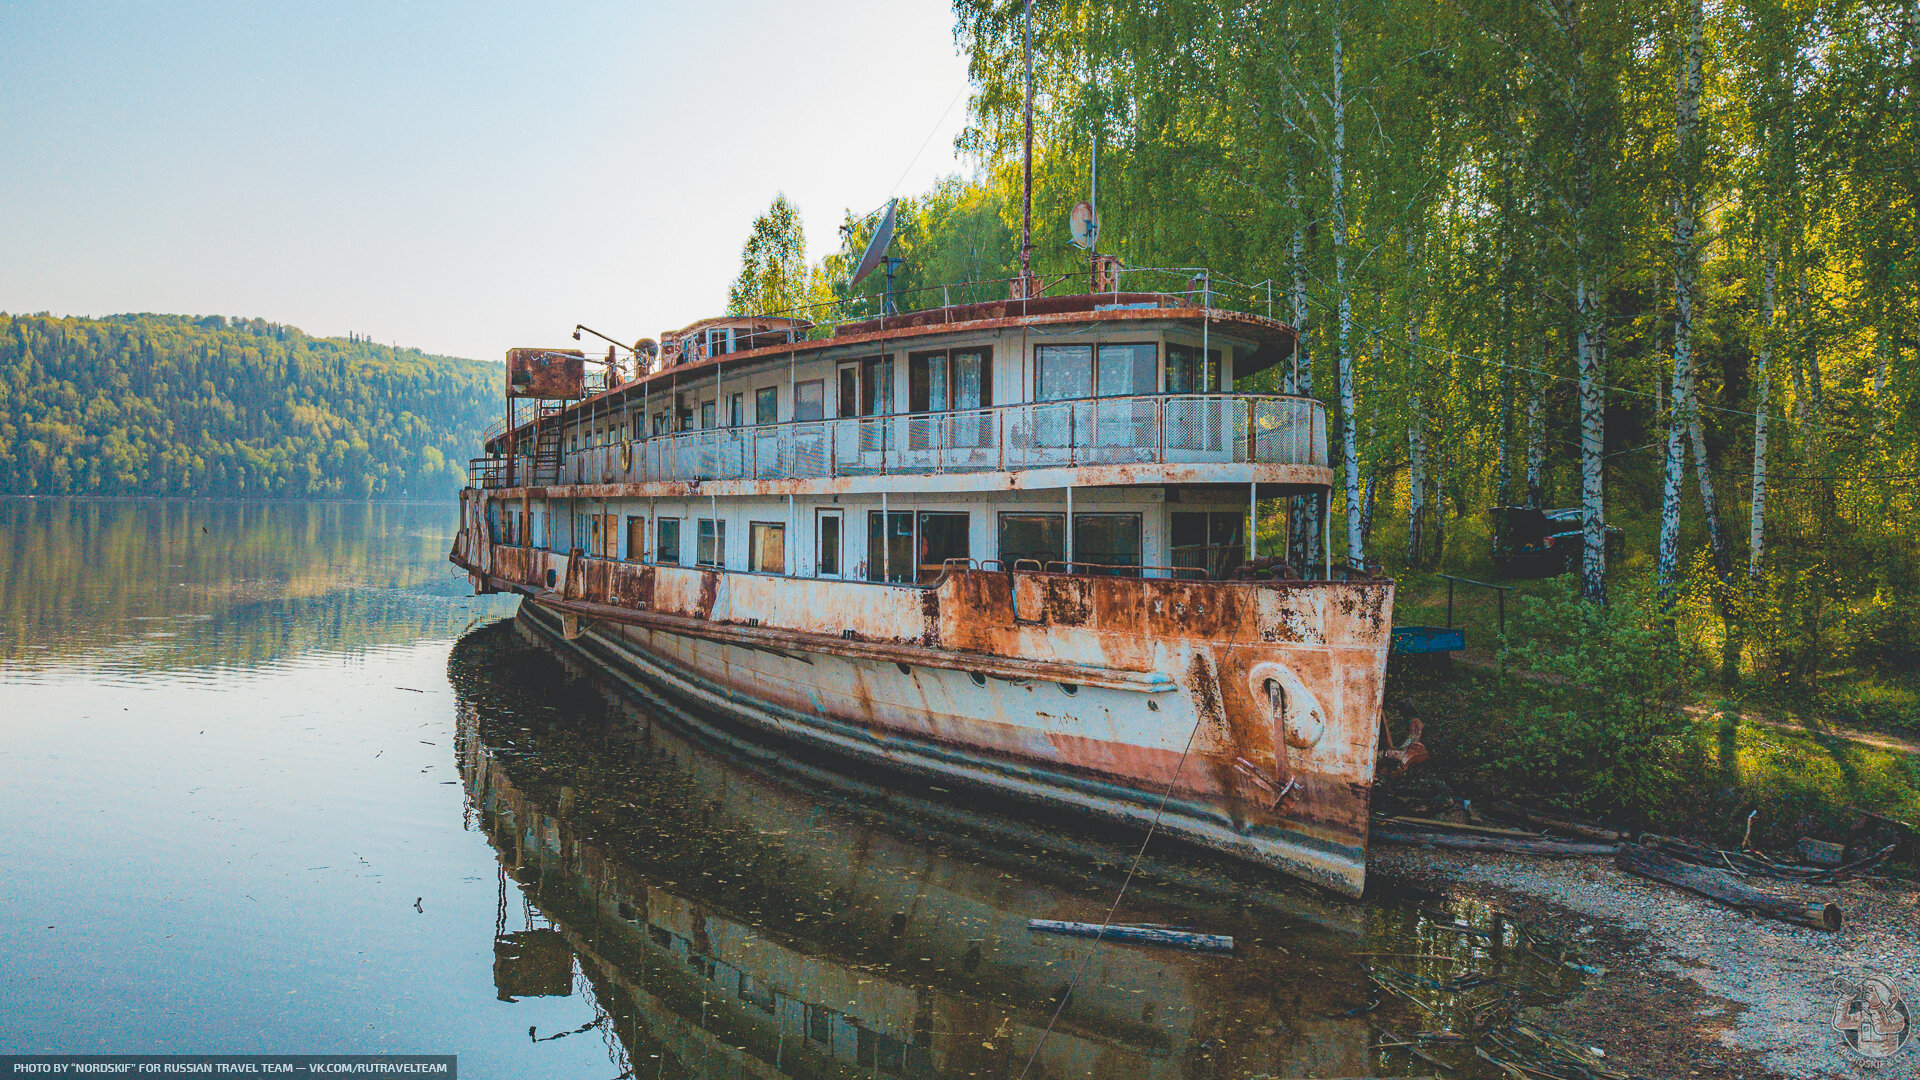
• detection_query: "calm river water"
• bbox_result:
[0,498,1582,1078]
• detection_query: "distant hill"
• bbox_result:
[0,312,500,499]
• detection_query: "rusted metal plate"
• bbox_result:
[506,347,586,400]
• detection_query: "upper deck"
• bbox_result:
[470,290,1329,497]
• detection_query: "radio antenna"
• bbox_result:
[1019,0,1034,294]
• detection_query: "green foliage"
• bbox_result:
[727,194,810,317]
[1486,577,1693,816]
[0,312,497,499]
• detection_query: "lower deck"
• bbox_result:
[469,483,1328,586]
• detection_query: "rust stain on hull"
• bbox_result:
[457,537,1395,896]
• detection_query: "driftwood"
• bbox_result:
[1643,834,1895,884]
[1027,919,1234,952]
[1615,843,1842,931]
[1373,828,1618,857]
[1381,814,1547,840]
[1482,799,1625,843]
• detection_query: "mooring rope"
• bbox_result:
[1015,712,1207,1080]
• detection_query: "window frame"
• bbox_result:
[696,517,726,568]
[815,509,843,578]
[655,517,682,565]
[748,521,787,574]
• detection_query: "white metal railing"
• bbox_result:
[469,394,1327,488]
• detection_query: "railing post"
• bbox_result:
[1447,578,1456,629]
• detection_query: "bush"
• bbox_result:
[1486,577,1694,818]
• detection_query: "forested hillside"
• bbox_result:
[0,313,498,499]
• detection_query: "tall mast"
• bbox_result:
[1019,0,1034,291]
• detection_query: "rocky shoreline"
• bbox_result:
[1372,846,1920,1079]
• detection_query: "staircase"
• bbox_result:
[531,402,565,486]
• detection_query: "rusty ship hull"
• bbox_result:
[458,539,1393,896]
[456,292,1396,897]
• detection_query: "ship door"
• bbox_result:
[815,509,843,578]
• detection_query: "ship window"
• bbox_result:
[1034,345,1092,402]
[656,518,682,565]
[816,510,842,577]
[700,401,716,429]
[1171,512,1245,579]
[909,348,994,414]
[838,365,861,417]
[1097,344,1157,397]
[999,513,1064,569]
[749,522,786,574]
[1074,513,1142,575]
[697,518,726,568]
[917,512,970,583]
[1166,343,1223,393]
[756,386,778,425]
[864,356,893,415]
[729,392,745,427]
[706,327,732,357]
[625,516,646,562]
[794,380,825,421]
[866,511,914,584]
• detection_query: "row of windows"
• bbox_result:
[562,342,1225,448]
[544,510,1248,583]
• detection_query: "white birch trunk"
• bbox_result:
[1749,241,1776,578]
[1331,16,1364,568]
[1661,0,1706,596]
[1577,272,1606,603]
[1525,372,1547,507]
[1406,235,1429,568]
[1287,162,1320,568]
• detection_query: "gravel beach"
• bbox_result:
[1373,846,1920,1079]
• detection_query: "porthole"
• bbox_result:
[969,671,988,687]
[1059,683,1079,696]
[896,662,912,676]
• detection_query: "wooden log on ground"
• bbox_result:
[1027,919,1234,952]
[1615,843,1842,931]
[1372,828,1617,857]
[1380,814,1546,840]
[1484,799,1624,843]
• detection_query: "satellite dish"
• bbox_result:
[1069,201,1099,250]
[851,200,898,286]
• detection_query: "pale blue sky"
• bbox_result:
[0,1,975,359]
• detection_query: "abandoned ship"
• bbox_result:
[451,270,1400,897]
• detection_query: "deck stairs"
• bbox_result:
[531,402,565,486]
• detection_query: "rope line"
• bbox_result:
[1014,711,1208,1080]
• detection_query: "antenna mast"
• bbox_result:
[1019,0,1034,295]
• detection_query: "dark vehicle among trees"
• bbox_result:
[1489,507,1625,579]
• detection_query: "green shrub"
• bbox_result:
[1487,577,1694,817]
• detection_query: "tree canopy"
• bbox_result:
[0,313,499,499]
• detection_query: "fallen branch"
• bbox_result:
[1382,814,1547,840]
[1614,843,1842,931]
[1026,919,1233,952]
[1374,829,1617,857]
[1483,800,1624,844]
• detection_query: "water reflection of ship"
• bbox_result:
[451,623,1389,1079]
